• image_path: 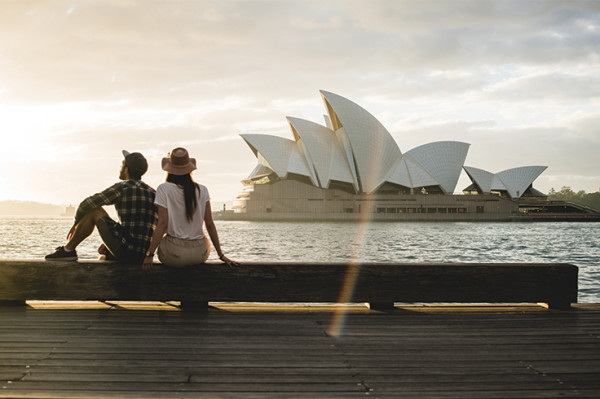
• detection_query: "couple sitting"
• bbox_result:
[45,148,238,269]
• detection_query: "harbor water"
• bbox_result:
[1,216,598,302]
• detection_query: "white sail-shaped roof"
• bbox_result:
[323,133,358,192]
[241,134,311,179]
[386,157,413,188]
[287,117,335,188]
[333,127,360,191]
[496,166,547,199]
[464,165,547,198]
[405,141,470,194]
[463,166,495,193]
[328,133,356,188]
[241,134,293,177]
[490,175,506,191]
[247,163,273,179]
[294,139,319,185]
[287,143,313,179]
[241,90,547,201]
[386,155,440,189]
[320,90,401,193]
[402,155,440,188]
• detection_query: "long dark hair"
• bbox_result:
[167,173,200,222]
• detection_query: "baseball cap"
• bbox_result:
[122,150,148,177]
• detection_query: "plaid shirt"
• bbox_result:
[74,179,158,256]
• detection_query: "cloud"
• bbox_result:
[563,112,600,142]
[486,72,600,102]
[3,1,598,106]
[0,0,599,202]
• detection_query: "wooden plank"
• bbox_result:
[2,305,599,398]
[0,381,367,393]
[0,260,578,308]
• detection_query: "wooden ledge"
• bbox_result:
[0,260,578,310]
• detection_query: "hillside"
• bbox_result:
[0,200,68,216]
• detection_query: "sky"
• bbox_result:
[0,0,599,206]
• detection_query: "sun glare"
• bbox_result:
[0,103,94,161]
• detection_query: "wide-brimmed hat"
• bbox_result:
[162,147,197,175]
[122,150,148,176]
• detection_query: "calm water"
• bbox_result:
[1,217,599,302]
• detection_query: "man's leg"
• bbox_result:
[95,216,134,262]
[46,207,109,261]
[64,208,109,251]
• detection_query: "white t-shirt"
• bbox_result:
[154,182,210,240]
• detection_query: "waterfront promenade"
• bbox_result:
[1,302,600,398]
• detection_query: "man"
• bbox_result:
[45,150,158,264]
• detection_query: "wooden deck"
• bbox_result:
[1,302,600,398]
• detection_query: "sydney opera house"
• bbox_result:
[223,91,596,221]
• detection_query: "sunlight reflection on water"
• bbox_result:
[0,217,598,302]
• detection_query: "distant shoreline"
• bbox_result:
[0,200,232,217]
[0,214,73,218]
[0,200,66,217]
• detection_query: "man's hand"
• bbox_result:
[67,225,76,241]
[142,256,155,273]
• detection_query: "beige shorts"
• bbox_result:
[157,234,210,268]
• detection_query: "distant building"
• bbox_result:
[222,91,596,221]
[61,204,75,217]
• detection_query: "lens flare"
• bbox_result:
[327,163,383,337]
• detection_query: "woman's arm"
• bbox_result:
[142,205,168,272]
[204,201,239,268]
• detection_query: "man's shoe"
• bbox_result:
[45,246,78,261]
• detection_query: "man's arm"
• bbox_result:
[73,182,123,224]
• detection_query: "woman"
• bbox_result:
[142,147,238,271]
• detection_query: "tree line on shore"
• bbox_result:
[547,187,600,211]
